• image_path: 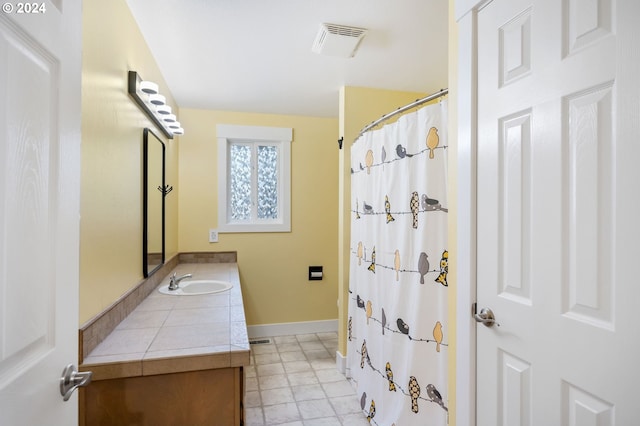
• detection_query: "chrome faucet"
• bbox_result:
[168,273,193,291]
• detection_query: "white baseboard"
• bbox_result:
[247,319,338,339]
[336,350,347,374]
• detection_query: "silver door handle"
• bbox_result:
[59,364,92,401]
[474,307,499,327]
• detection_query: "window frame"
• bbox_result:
[216,124,292,233]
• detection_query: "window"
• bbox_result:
[217,124,292,232]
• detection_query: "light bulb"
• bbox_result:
[155,105,172,115]
[140,80,158,94]
[148,94,166,106]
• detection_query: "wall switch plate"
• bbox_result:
[209,229,219,243]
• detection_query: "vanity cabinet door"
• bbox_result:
[80,367,244,425]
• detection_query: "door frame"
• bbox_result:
[455,1,487,425]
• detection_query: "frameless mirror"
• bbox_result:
[143,128,165,277]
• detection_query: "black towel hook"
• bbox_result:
[158,185,173,196]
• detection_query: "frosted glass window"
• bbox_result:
[217,124,291,233]
[229,144,252,220]
[257,145,278,219]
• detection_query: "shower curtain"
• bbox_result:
[346,99,449,425]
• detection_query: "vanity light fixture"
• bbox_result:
[128,71,184,139]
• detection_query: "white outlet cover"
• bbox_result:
[209,229,219,243]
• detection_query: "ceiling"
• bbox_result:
[126,0,449,118]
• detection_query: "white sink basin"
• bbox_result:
[158,279,233,296]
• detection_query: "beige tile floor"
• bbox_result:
[244,332,369,426]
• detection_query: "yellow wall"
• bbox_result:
[177,109,339,326]
[80,0,339,329]
[337,86,430,356]
[80,0,179,324]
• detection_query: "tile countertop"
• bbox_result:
[81,263,250,381]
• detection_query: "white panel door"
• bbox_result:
[0,1,82,425]
[476,0,640,424]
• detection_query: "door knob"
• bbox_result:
[474,307,499,327]
[59,364,92,401]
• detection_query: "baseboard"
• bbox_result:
[336,350,347,374]
[247,319,338,339]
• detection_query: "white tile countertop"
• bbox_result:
[81,262,250,380]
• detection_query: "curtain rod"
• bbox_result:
[355,88,448,140]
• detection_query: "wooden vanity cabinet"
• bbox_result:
[79,366,244,426]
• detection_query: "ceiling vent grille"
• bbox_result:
[312,23,368,58]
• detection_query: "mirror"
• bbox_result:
[143,128,165,277]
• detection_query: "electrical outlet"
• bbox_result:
[209,229,219,243]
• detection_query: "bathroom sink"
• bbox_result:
[158,279,233,296]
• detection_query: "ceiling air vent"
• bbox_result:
[312,23,368,58]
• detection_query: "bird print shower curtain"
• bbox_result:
[347,99,449,425]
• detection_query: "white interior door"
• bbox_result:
[475,0,640,424]
[0,2,82,425]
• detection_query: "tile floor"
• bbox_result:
[244,332,369,426]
